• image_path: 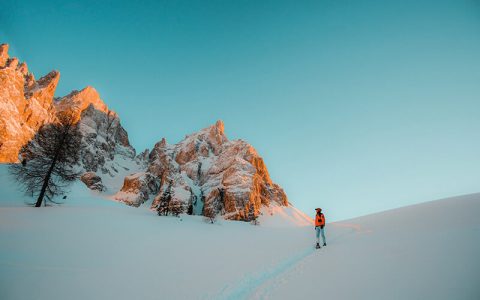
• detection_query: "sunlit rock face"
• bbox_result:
[116,121,289,220]
[114,172,160,207]
[0,43,136,184]
[0,44,59,162]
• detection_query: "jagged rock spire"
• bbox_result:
[0,44,9,67]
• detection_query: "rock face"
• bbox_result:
[80,172,105,192]
[114,172,159,207]
[0,43,137,188]
[0,44,59,162]
[116,121,288,221]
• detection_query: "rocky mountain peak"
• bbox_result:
[55,86,111,122]
[213,119,224,134]
[25,70,60,101]
[116,121,288,221]
[159,137,167,147]
[0,44,9,67]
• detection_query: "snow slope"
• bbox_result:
[249,194,480,300]
[1,164,479,300]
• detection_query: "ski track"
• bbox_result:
[215,223,366,300]
[216,247,316,300]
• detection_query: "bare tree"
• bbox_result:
[9,113,82,207]
[169,198,184,217]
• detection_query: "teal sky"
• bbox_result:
[1,0,480,221]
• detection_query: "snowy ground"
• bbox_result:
[0,165,479,300]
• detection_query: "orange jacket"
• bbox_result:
[315,213,325,227]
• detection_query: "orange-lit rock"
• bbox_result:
[116,121,288,221]
[114,172,159,206]
[55,86,110,122]
[0,44,9,66]
[0,43,135,180]
[0,46,58,162]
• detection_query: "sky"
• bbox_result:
[1,0,480,221]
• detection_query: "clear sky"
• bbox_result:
[1,0,480,221]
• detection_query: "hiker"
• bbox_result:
[315,208,327,249]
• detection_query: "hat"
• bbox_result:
[315,208,322,211]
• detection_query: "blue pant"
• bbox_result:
[315,226,326,244]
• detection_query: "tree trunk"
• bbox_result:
[34,128,68,207]
[35,154,58,207]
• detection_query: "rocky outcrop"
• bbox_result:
[0,43,137,187]
[114,172,159,207]
[80,172,106,192]
[116,121,288,221]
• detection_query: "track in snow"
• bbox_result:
[216,223,363,300]
[216,247,316,300]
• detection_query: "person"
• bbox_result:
[315,208,327,249]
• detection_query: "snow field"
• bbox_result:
[1,165,479,299]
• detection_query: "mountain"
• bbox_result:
[115,120,289,221]
[0,43,139,190]
[0,43,290,221]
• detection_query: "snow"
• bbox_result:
[100,154,144,194]
[259,203,313,228]
[0,164,479,300]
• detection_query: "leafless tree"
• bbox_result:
[169,198,184,217]
[9,113,82,207]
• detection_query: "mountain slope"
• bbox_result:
[248,193,480,300]
[0,167,478,300]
